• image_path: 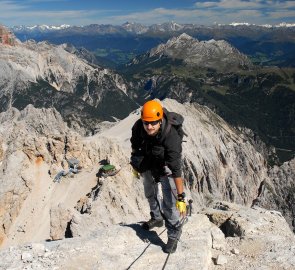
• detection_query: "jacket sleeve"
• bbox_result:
[164,128,182,178]
[130,119,149,173]
[130,119,143,155]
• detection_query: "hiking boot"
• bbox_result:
[141,218,164,230]
[163,238,178,253]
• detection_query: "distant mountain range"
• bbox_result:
[11,22,295,68]
[11,21,295,34]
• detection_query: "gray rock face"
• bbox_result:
[0,104,146,247]
[163,100,268,207]
[50,204,73,240]
[0,40,127,101]
[0,106,69,246]
[204,202,295,270]
[256,158,295,231]
[0,40,137,135]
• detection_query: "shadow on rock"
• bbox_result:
[120,222,166,247]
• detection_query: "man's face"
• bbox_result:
[142,120,161,136]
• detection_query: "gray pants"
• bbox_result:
[142,170,182,240]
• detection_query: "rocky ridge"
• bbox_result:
[0,40,125,97]
[0,39,137,134]
[257,158,295,228]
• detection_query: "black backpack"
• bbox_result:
[162,108,186,142]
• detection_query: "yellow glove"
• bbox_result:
[132,168,140,179]
[176,200,187,216]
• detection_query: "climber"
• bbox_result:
[53,158,80,183]
[130,100,186,253]
[67,158,80,174]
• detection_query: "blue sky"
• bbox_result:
[0,0,294,27]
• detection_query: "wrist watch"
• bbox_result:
[177,192,186,201]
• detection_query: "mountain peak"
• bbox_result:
[176,32,194,40]
[121,21,148,34]
[136,33,252,71]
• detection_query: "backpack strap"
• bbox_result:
[161,122,171,143]
[160,110,171,143]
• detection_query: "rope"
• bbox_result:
[126,173,192,269]
[125,227,167,270]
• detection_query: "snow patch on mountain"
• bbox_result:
[13,24,71,32]
[228,22,295,28]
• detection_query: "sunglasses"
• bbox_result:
[142,120,160,126]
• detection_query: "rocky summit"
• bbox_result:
[129,33,252,71]
[0,99,294,269]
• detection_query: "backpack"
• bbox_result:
[162,108,186,142]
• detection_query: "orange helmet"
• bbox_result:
[141,100,163,121]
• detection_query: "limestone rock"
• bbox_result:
[211,226,226,250]
[231,248,240,255]
[0,138,4,162]
[205,201,295,269]
[216,254,228,265]
[257,158,295,231]
[204,201,293,238]
[0,40,135,135]
[31,243,45,253]
[1,205,294,270]
[50,204,72,240]
[21,251,33,262]
[164,99,268,207]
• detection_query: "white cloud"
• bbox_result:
[26,0,69,2]
[108,8,208,25]
[269,10,295,19]
[194,1,218,8]
[0,0,26,11]
[194,0,264,9]
[195,0,295,10]
[0,1,111,26]
[265,1,295,9]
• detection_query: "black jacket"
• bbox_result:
[130,113,182,178]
